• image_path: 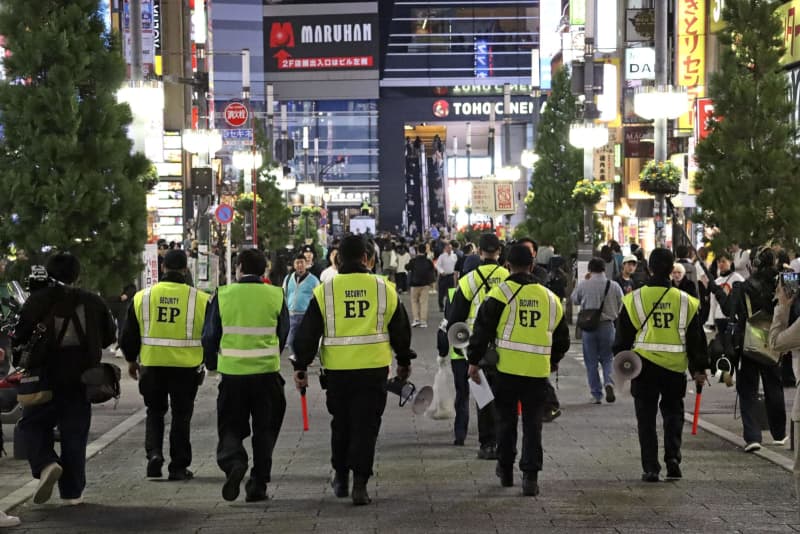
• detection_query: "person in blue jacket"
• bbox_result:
[283,251,320,354]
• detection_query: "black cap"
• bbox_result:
[506,244,533,268]
[648,248,674,278]
[478,233,500,253]
[164,249,188,270]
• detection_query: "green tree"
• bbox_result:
[694,0,800,251]
[230,123,292,251]
[515,68,583,257]
[0,1,150,293]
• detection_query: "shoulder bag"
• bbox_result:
[742,294,780,366]
[576,281,610,332]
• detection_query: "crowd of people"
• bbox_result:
[2,230,800,527]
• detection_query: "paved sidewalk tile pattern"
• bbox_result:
[3,299,800,533]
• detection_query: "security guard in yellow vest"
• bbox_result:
[613,248,709,483]
[122,250,209,481]
[437,287,471,445]
[445,233,509,458]
[292,235,414,506]
[468,245,570,496]
[201,248,289,503]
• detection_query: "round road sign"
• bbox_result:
[215,204,235,225]
[224,102,249,128]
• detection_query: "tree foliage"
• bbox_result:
[694,0,800,251]
[0,0,150,294]
[515,68,583,257]
[230,123,292,251]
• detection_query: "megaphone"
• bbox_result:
[713,356,735,387]
[613,351,642,381]
[386,377,433,414]
[447,322,471,349]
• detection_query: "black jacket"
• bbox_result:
[612,278,709,375]
[201,275,290,371]
[466,272,570,367]
[13,284,116,387]
[291,263,415,372]
[406,255,435,287]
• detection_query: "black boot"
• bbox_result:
[522,472,539,496]
[331,471,349,498]
[222,463,247,502]
[245,478,268,502]
[351,476,371,506]
[146,455,164,478]
[495,463,513,487]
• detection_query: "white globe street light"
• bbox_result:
[182,129,223,156]
[231,151,263,170]
[633,85,690,120]
[568,122,609,150]
[520,149,539,169]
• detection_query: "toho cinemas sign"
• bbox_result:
[264,12,379,73]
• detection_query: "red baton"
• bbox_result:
[691,384,703,435]
[298,371,309,431]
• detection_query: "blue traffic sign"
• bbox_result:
[215,204,234,225]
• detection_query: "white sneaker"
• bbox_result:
[411,320,420,327]
[770,437,788,446]
[62,495,84,506]
[744,442,762,453]
[0,511,20,527]
[33,462,63,504]
[419,322,428,328]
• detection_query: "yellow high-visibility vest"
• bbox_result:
[457,263,509,328]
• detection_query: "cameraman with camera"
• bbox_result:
[769,271,800,504]
[13,253,116,505]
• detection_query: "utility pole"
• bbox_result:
[582,0,597,247]
[653,0,668,248]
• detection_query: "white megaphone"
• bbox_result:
[386,377,434,415]
[613,351,643,381]
[447,322,471,349]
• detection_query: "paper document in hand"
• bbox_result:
[468,370,495,409]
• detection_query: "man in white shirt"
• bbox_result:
[436,242,458,312]
[730,242,750,279]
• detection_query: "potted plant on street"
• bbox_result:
[571,179,607,205]
[639,160,681,196]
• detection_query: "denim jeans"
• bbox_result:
[286,313,305,354]
[19,388,91,499]
[581,321,616,400]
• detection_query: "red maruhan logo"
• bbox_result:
[269,22,295,48]
[432,100,449,118]
[224,102,249,128]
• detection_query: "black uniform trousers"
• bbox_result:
[325,368,387,479]
[451,358,470,443]
[139,366,199,473]
[631,358,687,474]
[217,372,286,487]
[494,371,547,473]
[437,274,456,311]
[477,367,498,448]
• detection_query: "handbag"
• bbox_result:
[81,363,121,404]
[742,294,780,366]
[577,281,611,332]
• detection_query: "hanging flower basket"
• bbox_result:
[639,160,681,196]
[571,179,607,205]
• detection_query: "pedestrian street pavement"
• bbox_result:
[2,295,799,533]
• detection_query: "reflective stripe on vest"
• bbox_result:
[458,264,509,328]
[135,282,208,368]
[624,286,697,373]
[218,283,283,375]
[491,281,562,378]
[316,273,397,370]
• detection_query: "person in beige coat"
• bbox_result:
[768,279,800,503]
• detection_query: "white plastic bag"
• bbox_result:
[426,356,455,420]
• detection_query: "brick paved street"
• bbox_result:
[2,297,799,533]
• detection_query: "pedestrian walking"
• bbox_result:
[292,235,414,505]
[571,258,624,403]
[15,253,116,505]
[122,249,209,482]
[708,246,787,452]
[282,251,320,354]
[406,247,435,328]
[445,233,509,460]
[395,246,411,293]
[436,242,458,312]
[202,248,289,502]
[616,254,641,296]
[614,248,709,482]
[467,244,570,496]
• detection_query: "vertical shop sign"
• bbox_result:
[676,0,706,130]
